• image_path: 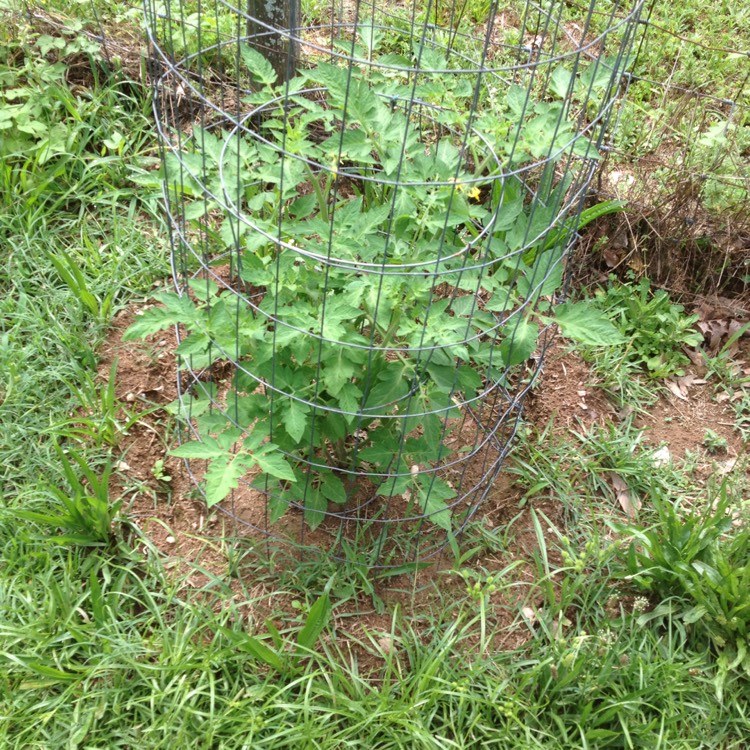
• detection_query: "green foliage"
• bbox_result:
[583,275,702,378]
[129,50,615,526]
[220,593,331,674]
[0,15,169,496]
[692,119,750,215]
[703,429,729,455]
[47,247,114,323]
[52,359,160,448]
[151,459,172,484]
[3,3,750,748]
[547,300,625,346]
[0,27,101,162]
[615,483,750,701]
[12,444,119,546]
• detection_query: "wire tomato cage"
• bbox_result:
[141,0,647,568]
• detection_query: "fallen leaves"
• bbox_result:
[377,634,395,655]
[665,379,688,401]
[611,473,640,519]
[716,458,738,477]
[664,374,707,401]
[697,317,749,358]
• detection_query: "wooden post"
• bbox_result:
[247,0,300,82]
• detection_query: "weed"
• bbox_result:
[705,336,750,440]
[614,481,750,701]
[12,444,119,546]
[47,247,114,323]
[703,429,729,454]
[219,592,332,675]
[151,458,172,485]
[584,343,663,412]
[579,274,703,379]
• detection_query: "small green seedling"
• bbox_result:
[702,429,728,454]
[151,459,172,484]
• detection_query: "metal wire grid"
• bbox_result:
[30,0,749,269]
[142,0,646,567]
[572,0,750,292]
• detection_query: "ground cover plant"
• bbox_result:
[2,1,750,748]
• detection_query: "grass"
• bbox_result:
[2,526,748,748]
[1,1,750,747]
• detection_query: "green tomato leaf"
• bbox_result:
[216,427,244,450]
[204,452,251,507]
[170,436,226,459]
[404,437,443,465]
[282,400,309,444]
[426,363,458,393]
[320,472,347,504]
[505,84,527,117]
[526,246,565,299]
[123,293,201,341]
[323,351,355,397]
[239,43,277,85]
[358,429,400,466]
[364,364,409,412]
[416,476,455,531]
[554,301,627,346]
[376,471,412,497]
[254,448,297,482]
[550,65,574,99]
[303,487,328,530]
[268,490,289,525]
[500,318,539,367]
[338,382,363,422]
[175,332,211,357]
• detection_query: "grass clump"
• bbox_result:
[615,479,750,703]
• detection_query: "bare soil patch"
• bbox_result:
[637,383,742,459]
[524,337,614,430]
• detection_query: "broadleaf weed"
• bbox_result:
[613,478,750,700]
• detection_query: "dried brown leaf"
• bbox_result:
[676,374,696,392]
[612,473,640,519]
[602,248,622,267]
[717,458,738,476]
[665,379,688,401]
[377,634,395,655]
[683,347,706,368]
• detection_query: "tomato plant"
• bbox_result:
[128,38,613,531]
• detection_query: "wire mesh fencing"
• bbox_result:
[131,0,647,567]
[21,0,747,300]
[576,3,750,298]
